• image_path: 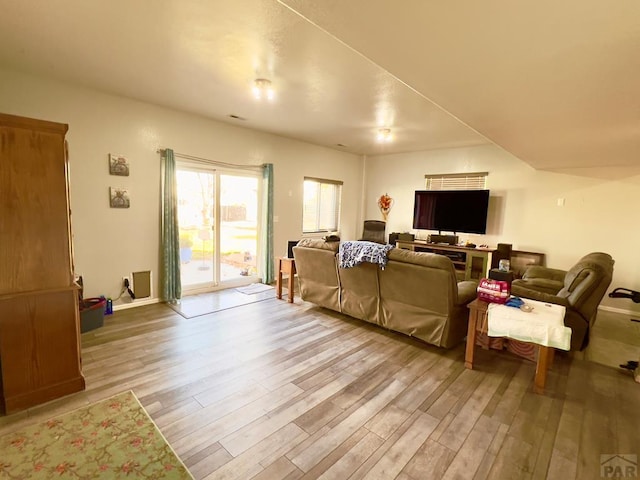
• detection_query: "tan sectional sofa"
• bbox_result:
[293,238,478,348]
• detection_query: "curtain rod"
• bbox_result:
[157,148,263,171]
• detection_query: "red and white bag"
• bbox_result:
[477,278,510,304]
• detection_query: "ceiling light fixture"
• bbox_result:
[252,78,275,101]
[376,128,393,143]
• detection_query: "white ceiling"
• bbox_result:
[0,0,638,176]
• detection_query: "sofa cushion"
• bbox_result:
[339,262,380,325]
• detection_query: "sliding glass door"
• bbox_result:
[176,165,260,292]
[219,174,259,282]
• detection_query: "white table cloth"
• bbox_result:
[487,299,571,351]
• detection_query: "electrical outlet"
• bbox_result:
[122,276,130,289]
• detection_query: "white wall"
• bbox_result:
[364,145,640,312]
[0,69,363,306]
[4,67,639,314]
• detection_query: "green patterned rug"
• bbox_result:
[0,391,193,479]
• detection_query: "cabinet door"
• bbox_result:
[465,252,489,280]
[395,241,416,251]
[0,118,72,294]
[0,289,84,413]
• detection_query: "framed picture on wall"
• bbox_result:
[109,187,130,208]
[109,154,130,176]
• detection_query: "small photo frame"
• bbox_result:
[109,187,130,208]
[109,154,130,176]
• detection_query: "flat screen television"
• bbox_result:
[412,189,490,234]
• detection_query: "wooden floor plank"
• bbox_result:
[364,404,412,440]
[360,411,440,479]
[220,373,357,457]
[203,423,308,480]
[438,370,505,452]
[251,456,302,480]
[472,424,509,480]
[288,379,408,472]
[393,355,461,413]
[0,298,637,480]
[169,382,303,457]
[423,367,482,419]
[440,414,501,480]
[314,430,384,480]
[185,444,233,479]
[402,438,457,479]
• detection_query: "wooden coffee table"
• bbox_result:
[465,299,554,394]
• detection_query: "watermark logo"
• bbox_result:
[601,454,637,478]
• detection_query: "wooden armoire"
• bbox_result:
[0,113,85,413]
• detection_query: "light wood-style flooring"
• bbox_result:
[1,297,639,479]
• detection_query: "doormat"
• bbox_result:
[0,390,193,479]
[169,288,275,319]
[235,283,274,295]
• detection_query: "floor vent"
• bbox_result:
[132,270,152,299]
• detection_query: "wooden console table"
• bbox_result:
[465,299,554,394]
[276,257,296,303]
[396,241,494,281]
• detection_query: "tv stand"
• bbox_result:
[428,234,459,246]
[395,241,494,281]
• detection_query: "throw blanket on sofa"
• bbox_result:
[339,241,394,270]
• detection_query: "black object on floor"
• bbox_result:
[609,287,640,303]
[619,360,639,370]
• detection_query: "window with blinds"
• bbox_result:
[303,177,342,233]
[425,172,488,190]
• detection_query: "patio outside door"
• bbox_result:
[219,174,260,282]
[176,166,260,292]
[177,169,216,290]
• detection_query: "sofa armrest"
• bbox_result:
[456,280,479,305]
[522,266,567,282]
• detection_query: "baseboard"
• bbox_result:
[111,296,636,316]
[4,376,85,414]
[113,297,161,311]
[598,304,640,317]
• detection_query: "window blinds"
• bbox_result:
[303,178,342,233]
[425,172,488,190]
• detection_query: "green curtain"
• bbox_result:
[262,163,274,284]
[160,148,181,302]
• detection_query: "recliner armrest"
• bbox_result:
[510,285,571,308]
[456,280,479,305]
